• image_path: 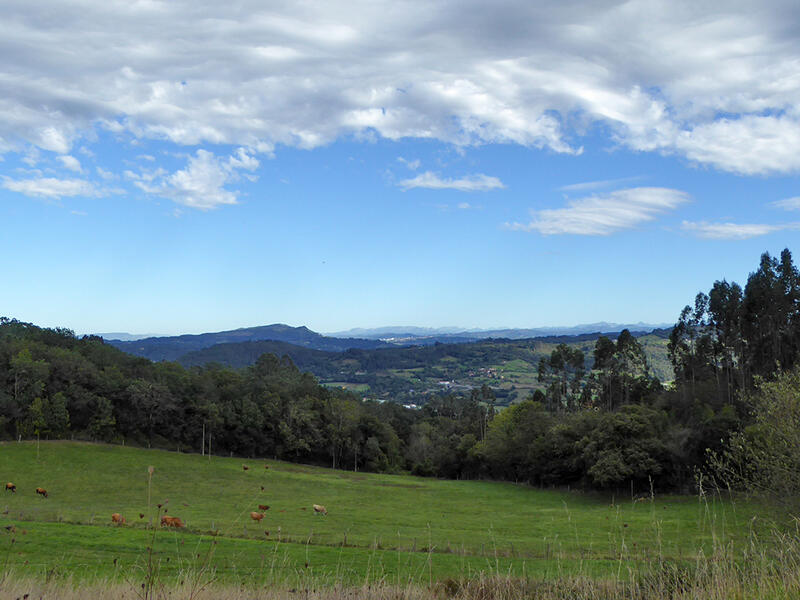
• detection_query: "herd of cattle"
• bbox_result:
[5,482,48,498]
[4,463,327,533]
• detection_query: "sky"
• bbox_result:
[1,0,799,335]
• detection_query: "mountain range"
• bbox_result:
[103,324,390,362]
[100,321,671,364]
[327,322,672,340]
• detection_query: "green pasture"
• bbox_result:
[0,442,764,584]
[321,382,371,393]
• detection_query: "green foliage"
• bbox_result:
[580,405,668,488]
[710,367,800,503]
[669,248,800,406]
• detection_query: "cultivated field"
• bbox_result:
[0,441,783,594]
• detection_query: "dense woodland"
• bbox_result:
[1,248,798,494]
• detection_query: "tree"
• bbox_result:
[89,396,116,441]
[538,344,586,411]
[578,405,669,489]
[46,391,71,438]
[709,366,800,504]
[593,331,653,410]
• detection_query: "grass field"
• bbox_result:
[0,441,771,589]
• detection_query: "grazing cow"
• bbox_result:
[4,483,15,493]
[312,504,327,516]
[35,487,48,498]
[250,511,265,522]
[160,515,184,528]
[264,465,269,470]
[242,464,249,471]
[111,513,126,525]
[258,504,270,511]
[139,513,145,519]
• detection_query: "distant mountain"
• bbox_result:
[174,328,674,405]
[328,322,673,342]
[106,324,390,362]
[328,326,472,337]
[93,332,162,342]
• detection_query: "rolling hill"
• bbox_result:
[177,330,672,405]
[0,441,760,586]
[105,323,390,361]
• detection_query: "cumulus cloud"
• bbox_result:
[509,187,689,235]
[681,220,800,240]
[398,171,505,192]
[0,2,799,175]
[674,115,800,175]
[134,148,259,210]
[57,155,82,173]
[1,176,99,199]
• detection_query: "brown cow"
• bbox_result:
[312,504,327,516]
[242,464,249,471]
[160,515,184,528]
[111,513,126,525]
[250,511,265,522]
[4,483,15,493]
[35,487,48,498]
[258,504,270,511]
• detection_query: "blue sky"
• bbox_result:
[1,1,799,335]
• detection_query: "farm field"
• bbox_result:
[0,441,764,586]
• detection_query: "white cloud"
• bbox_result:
[57,155,82,173]
[135,148,260,210]
[1,176,99,199]
[398,171,505,192]
[674,115,800,175]
[771,197,800,211]
[21,149,40,167]
[124,167,167,183]
[509,187,689,235]
[397,157,421,170]
[558,176,644,193]
[35,127,71,154]
[96,166,115,181]
[681,220,800,240]
[0,2,799,174]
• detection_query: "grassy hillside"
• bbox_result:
[0,442,761,586]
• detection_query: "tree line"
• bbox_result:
[1,248,798,494]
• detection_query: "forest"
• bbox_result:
[0,248,798,494]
